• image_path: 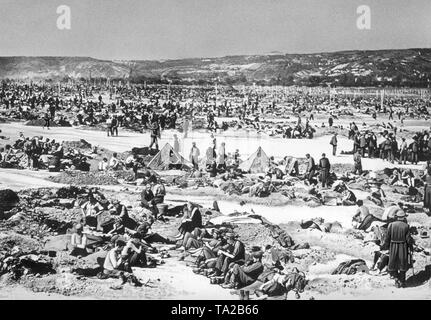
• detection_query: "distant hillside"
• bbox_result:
[1,48,431,87]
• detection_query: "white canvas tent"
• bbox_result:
[147,143,192,170]
[238,146,270,173]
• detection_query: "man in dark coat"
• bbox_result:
[359,134,367,156]
[353,150,362,175]
[383,210,414,288]
[368,133,377,158]
[319,153,331,188]
[176,202,202,239]
[410,138,419,165]
[330,133,338,156]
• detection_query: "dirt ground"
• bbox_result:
[0,119,430,300]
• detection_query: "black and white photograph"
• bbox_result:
[0,0,430,305]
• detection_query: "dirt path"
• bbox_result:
[0,168,64,190]
[133,258,233,300]
[0,122,425,171]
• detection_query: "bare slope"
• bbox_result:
[1,48,431,86]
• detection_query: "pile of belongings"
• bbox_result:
[331,259,369,275]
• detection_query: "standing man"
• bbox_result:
[111,115,119,137]
[328,114,333,127]
[305,153,316,184]
[330,133,338,156]
[389,107,394,120]
[319,153,331,189]
[383,210,414,288]
[359,133,367,157]
[183,117,190,138]
[106,115,113,137]
[189,142,200,170]
[49,102,56,120]
[217,142,226,172]
[42,112,51,130]
[399,138,408,165]
[148,117,160,150]
[368,132,377,158]
[173,134,180,153]
[353,149,363,175]
[410,138,419,165]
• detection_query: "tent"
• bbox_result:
[238,146,270,173]
[147,143,192,170]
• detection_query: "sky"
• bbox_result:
[0,0,430,60]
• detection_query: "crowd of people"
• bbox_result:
[1,80,430,296]
[343,124,431,164]
[0,132,90,171]
[2,80,431,145]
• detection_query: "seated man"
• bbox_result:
[175,202,203,240]
[368,183,386,207]
[107,217,130,237]
[70,223,88,257]
[0,145,18,167]
[101,239,142,286]
[341,188,357,206]
[177,228,216,261]
[222,250,264,289]
[193,229,226,273]
[382,203,405,223]
[389,169,402,186]
[98,158,108,171]
[371,250,389,274]
[250,176,275,198]
[109,200,137,230]
[80,195,104,229]
[180,227,213,251]
[134,222,175,245]
[401,169,415,187]
[206,160,218,178]
[102,239,127,278]
[121,233,148,270]
[352,200,379,230]
[152,182,166,205]
[140,183,155,210]
[125,153,136,169]
[108,152,121,170]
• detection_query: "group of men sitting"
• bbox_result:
[1,133,90,171]
[66,185,307,298]
[177,225,307,298]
